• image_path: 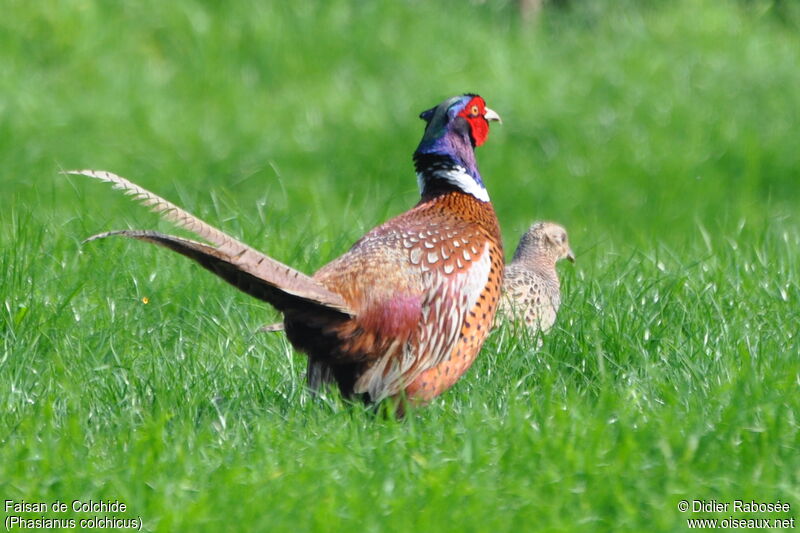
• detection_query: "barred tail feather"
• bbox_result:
[69,170,354,316]
[68,169,245,251]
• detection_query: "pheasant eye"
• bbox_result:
[470,105,480,116]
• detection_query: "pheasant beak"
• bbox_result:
[483,107,502,124]
[566,248,576,264]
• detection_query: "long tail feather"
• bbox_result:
[71,169,246,251]
[69,170,354,316]
[87,230,352,316]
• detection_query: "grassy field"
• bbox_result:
[2,0,799,531]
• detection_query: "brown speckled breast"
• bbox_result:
[400,193,504,402]
[403,223,504,402]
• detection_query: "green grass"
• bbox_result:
[2,0,799,531]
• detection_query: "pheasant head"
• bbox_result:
[512,221,576,269]
[414,94,501,203]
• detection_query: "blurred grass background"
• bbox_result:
[1,0,799,531]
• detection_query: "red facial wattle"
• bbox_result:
[457,96,491,147]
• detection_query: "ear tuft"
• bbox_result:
[419,107,436,122]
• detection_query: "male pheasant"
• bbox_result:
[69,94,504,406]
[498,221,574,335]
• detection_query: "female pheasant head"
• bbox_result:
[512,221,576,267]
[414,94,501,203]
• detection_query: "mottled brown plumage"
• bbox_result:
[498,221,574,335]
[70,94,504,408]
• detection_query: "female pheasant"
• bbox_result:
[68,94,503,406]
[498,221,574,335]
